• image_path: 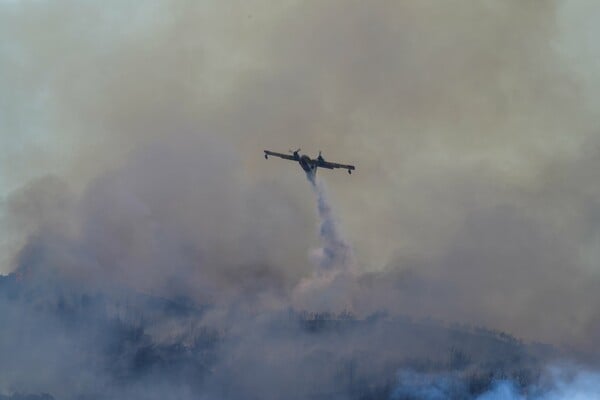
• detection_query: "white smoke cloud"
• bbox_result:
[391,366,600,400]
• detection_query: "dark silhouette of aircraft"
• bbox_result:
[264,149,355,174]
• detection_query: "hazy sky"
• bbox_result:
[3,1,600,349]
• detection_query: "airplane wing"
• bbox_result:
[317,159,356,171]
[264,150,296,161]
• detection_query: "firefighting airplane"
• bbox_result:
[264,149,355,175]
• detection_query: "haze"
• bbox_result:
[3,0,600,368]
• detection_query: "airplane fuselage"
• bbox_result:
[298,154,317,173]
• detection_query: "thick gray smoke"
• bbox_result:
[4,0,600,348]
[0,142,596,399]
[3,1,600,398]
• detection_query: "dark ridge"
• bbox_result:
[0,271,557,399]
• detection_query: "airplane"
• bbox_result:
[264,148,355,174]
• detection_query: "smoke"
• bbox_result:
[0,139,598,399]
[3,0,600,398]
[4,1,600,346]
[390,366,600,400]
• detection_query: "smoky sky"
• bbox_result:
[3,0,600,357]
